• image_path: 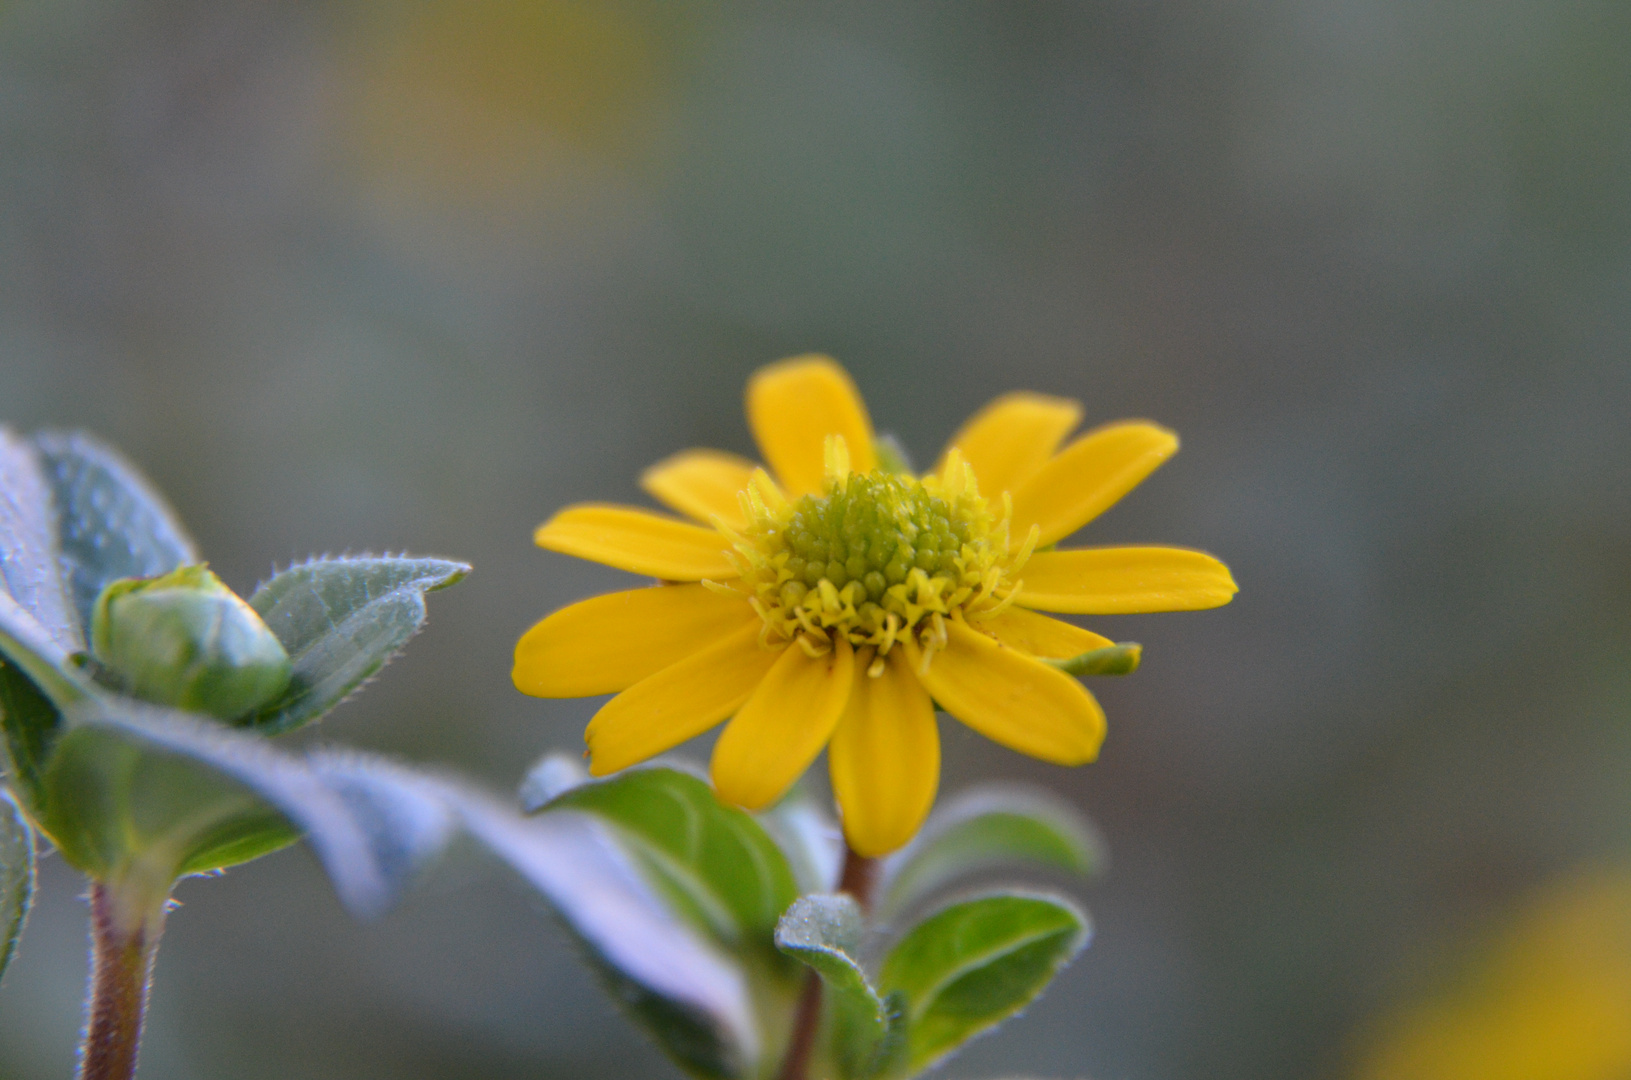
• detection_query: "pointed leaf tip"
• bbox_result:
[246,556,470,734]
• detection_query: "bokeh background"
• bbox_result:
[3,1,1631,1078]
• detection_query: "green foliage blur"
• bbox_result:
[3,2,1630,1078]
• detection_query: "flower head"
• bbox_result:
[514,356,1236,855]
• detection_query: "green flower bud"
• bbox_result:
[90,565,292,720]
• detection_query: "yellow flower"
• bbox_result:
[514,356,1236,855]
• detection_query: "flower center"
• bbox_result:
[725,441,1033,663]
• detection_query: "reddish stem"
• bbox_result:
[777,845,878,1080]
[79,882,165,1080]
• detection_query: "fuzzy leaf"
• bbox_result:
[540,766,800,958]
[39,700,465,915]
[775,894,902,1079]
[879,893,1089,1073]
[40,705,313,890]
[30,432,197,636]
[453,786,758,1079]
[878,786,1103,919]
[0,787,33,984]
[246,557,470,734]
[29,705,760,1076]
[0,429,79,651]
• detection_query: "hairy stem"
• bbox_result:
[778,845,878,1080]
[79,881,167,1080]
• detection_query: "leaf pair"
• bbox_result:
[522,761,1100,1080]
[778,891,1088,1079]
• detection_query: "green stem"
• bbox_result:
[778,845,877,1080]
[79,881,167,1080]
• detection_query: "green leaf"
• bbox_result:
[1042,642,1142,677]
[879,892,1090,1074]
[0,787,34,984]
[878,785,1103,919]
[540,766,800,957]
[30,431,197,635]
[0,428,79,651]
[41,700,462,914]
[0,657,64,815]
[455,786,758,1079]
[774,894,903,1080]
[31,701,760,1077]
[246,556,470,734]
[39,716,301,886]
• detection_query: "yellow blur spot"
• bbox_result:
[1355,868,1631,1080]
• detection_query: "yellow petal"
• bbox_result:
[746,355,876,497]
[829,649,939,857]
[906,618,1104,765]
[586,622,779,775]
[975,606,1114,659]
[937,391,1083,498]
[640,449,759,530]
[513,584,758,698]
[1017,546,1238,614]
[1009,421,1179,547]
[711,635,855,810]
[534,504,735,580]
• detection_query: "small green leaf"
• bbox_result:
[31,431,197,635]
[878,786,1103,919]
[0,787,34,984]
[775,894,903,1080]
[0,428,79,651]
[540,767,800,957]
[1042,642,1142,677]
[246,556,470,734]
[879,892,1089,1074]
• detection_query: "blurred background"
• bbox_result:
[3,1,1631,1077]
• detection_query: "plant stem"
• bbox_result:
[778,845,877,1080]
[79,881,167,1080]
[838,847,877,912]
